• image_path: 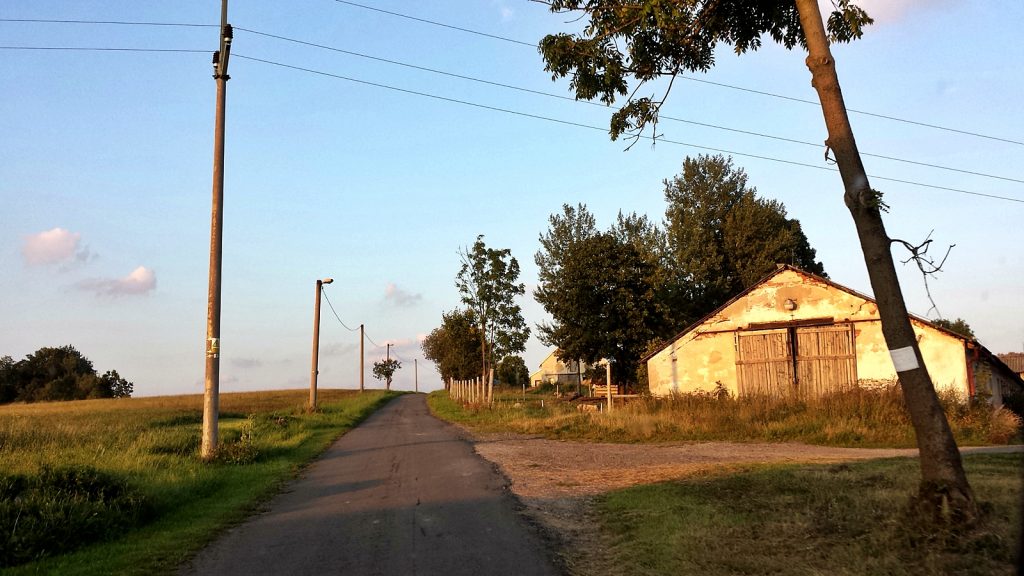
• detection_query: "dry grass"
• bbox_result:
[430,384,1022,447]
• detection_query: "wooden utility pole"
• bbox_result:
[359,324,365,392]
[386,343,392,391]
[309,278,333,411]
[201,0,232,461]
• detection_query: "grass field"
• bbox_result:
[0,389,399,575]
[597,453,1023,576]
[428,385,1022,447]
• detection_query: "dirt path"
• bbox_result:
[469,434,1022,575]
[180,395,560,576]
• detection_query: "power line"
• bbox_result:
[0,18,216,27]
[232,54,1024,205]
[327,1,1024,147]
[231,27,1023,186]
[330,0,534,47]
[0,46,207,53]
[6,15,1021,147]
[320,289,360,332]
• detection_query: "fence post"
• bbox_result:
[488,368,494,405]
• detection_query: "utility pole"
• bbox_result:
[605,359,612,413]
[359,324,364,392]
[309,278,333,411]
[201,0,232,461]
[414,359,418,393]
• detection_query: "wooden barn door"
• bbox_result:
[794,325,857,398]
[735,329,794,397]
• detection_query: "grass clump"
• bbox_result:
[1,466,151,568]
[596,454,1022,576]
[0,389,399,574]
[428,384,1022,447]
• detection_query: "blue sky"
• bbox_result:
[2,0,1021,395]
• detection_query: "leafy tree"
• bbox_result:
[665,154,825,319]
[372,358,401,391]
[538,0,976,519]
[456,235,530,387]
[421,309,483,385]
[0,346,134,403]
[535,232,665,385]
[99,370,134,399]
[932,318,975,340]
[0,356,16,404]
[535,203,598,292]
[495,355,529,389]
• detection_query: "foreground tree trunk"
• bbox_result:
[794,0,976,521]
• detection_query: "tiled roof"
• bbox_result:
[997,353,1024,373]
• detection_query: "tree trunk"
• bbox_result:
[794,0,976,522]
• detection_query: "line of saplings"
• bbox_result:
[0,345,133,404]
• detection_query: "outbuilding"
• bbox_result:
[646,265,1021,404]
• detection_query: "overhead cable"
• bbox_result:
[232,54,1024,205]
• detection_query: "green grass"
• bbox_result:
[428,385,1022,447]
[0,389,399,575]
[595,453,1022,576]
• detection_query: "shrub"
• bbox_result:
[0,466,151,568]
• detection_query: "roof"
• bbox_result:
[642,264,982,362]
[997,353,1024,373]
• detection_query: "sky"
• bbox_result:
[1,0,1021,396]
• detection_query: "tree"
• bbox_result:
[496,355,529,389]
[535,232,665,385]
[456,235,530,391]
[99,370,134,399]
[932,318,975,340]
[539,0,976,519]
[665,154,825,318]
[421,309,484,385]
[0,356,16,404]
[372,358,401,391]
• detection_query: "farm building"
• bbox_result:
[998,353,1024,379]
[530,350,589,388]
[646,265,1022,404]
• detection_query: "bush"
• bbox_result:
[0,466,151,568]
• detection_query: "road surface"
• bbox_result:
[180,394,561,576]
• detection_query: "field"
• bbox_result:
[428,384,1022,447]
[0,389,399,575]
[597,454,1023,576]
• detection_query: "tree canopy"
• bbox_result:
[932,318,976,340]
[0,346,134,403]
[665,154,825,317]
[495,356,530,388]
[371,358,401,391]
[421,308,484,384]
[539,0,870,143]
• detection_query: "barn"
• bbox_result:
[645,265,1021,404]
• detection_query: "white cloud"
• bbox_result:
[321,342,358,357]
[384,283,422,307]
[501,7,515,21]
[78,266,157,297]
[22,227,91,266]
[231,357,264,369]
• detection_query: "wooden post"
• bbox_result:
[488,368,494,404]
[606,360,612,413]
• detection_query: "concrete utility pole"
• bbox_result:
[414,359,418,393]
[309,278,333,411]
[359,324,365,392]
[201,0,232,461]
[386,343,393,391]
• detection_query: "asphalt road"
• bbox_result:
[180,394,561,576]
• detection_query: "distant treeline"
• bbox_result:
[0,345,133,403]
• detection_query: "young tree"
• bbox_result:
[372,358,401,391]
[421,309,484,385]
[539,0,976,518]
[665,154,825,318]
[456,235,530,388]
